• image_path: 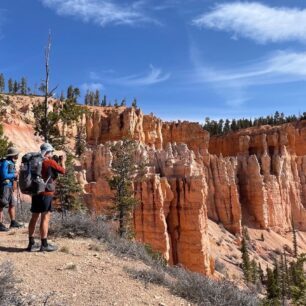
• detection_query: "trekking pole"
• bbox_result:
[58,183,66,220]
[16,181,24,217]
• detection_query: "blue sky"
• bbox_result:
[1,0,306,122]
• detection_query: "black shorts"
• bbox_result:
[31,194,53,213]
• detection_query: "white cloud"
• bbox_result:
[40,0,158,26]
[112,65,170,86]
[81,82,105,92]
[193,2,306,43]
[189,43,306,107]
[92,65,170,86]
[193,51,306,86]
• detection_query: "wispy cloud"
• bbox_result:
[92,65,170,87]
[193,2,306,43]
[189,43,306,107]
[81,82,105,92]
[193,51,306,86]
[40,0,159,26]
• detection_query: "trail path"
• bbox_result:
[0,228,192,306]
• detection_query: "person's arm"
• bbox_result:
[49,159,65,174]
[0,160,15,180]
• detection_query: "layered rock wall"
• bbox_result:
[3,95,306,276]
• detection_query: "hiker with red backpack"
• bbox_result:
[19,143,65,252]
[0,147,23,231]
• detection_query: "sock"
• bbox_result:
[41,239,48,247]
[29,237,35,245]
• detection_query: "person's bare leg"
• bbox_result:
[40,212,50,239]
[28,213,40,238]
[8,205,15,221]
[0,208,3,223]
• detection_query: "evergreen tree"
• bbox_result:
[8,79,13,94]
[55,153,84,212]
[94,90,100,106]
[13,80,19,94]
[131,98,137,108]
[89,92,94,106]
[250,259,258,284]
[120,99,126,107]
[67,85,74,99]
[75,124,86,157]
[20,77,27,95]
[0,125,12,159]
[114,99,118,108]
[73,87,80,102]
[266,266,281,304]
[0,73,5,93]
[241,231,251,283]
[60,91,65,102]
[108,139,139,237]
[292,220,298,258]
[223,119,231,134]
[84,90,90,105]
[101,95,107,107]
[289,254,306,305]
[258,263,264,284]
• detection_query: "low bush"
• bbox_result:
[50,212,260,306]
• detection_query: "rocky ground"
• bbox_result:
[0,226,192,306]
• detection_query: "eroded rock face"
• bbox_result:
[80,142,214,275]
[210,123,306,232]
[3,95,306,276]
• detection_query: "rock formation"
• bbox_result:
[2,94,306,276]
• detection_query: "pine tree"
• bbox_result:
[250,259,258,284]
[55,153,84,212]
[0,73,5,93]
[8,79,13,94]
[67,85,74,100]
[75,124,86,157]
[13,80,19,94]
[73,87,80,102]
[292,220,298,258]
[258,263,264,284]
[94,90,100,106]
[20,77,27,95]
[101,95,107,107]
[108,139,139,237]
[60,91,65,102]
[120,99,126,107]
[0,125,12,159]
[114,99,118,108]
[241,231,251,283]
[84,90,90,105]
[266,266,281,303]
[89,92,94,106]
[131,98,137,108]
[289,254,306,305]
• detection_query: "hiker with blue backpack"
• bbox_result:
[0,147,23,231]
[19,143,65,252]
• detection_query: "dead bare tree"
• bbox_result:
[41,32,58,142]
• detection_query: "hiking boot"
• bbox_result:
[40,243,58,252]
[10,220,23,229]
[0,223,8,232]
[26,242,40,252]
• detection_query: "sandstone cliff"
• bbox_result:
[2,94,306,277]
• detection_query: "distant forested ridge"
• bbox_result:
[203,111,306,136]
